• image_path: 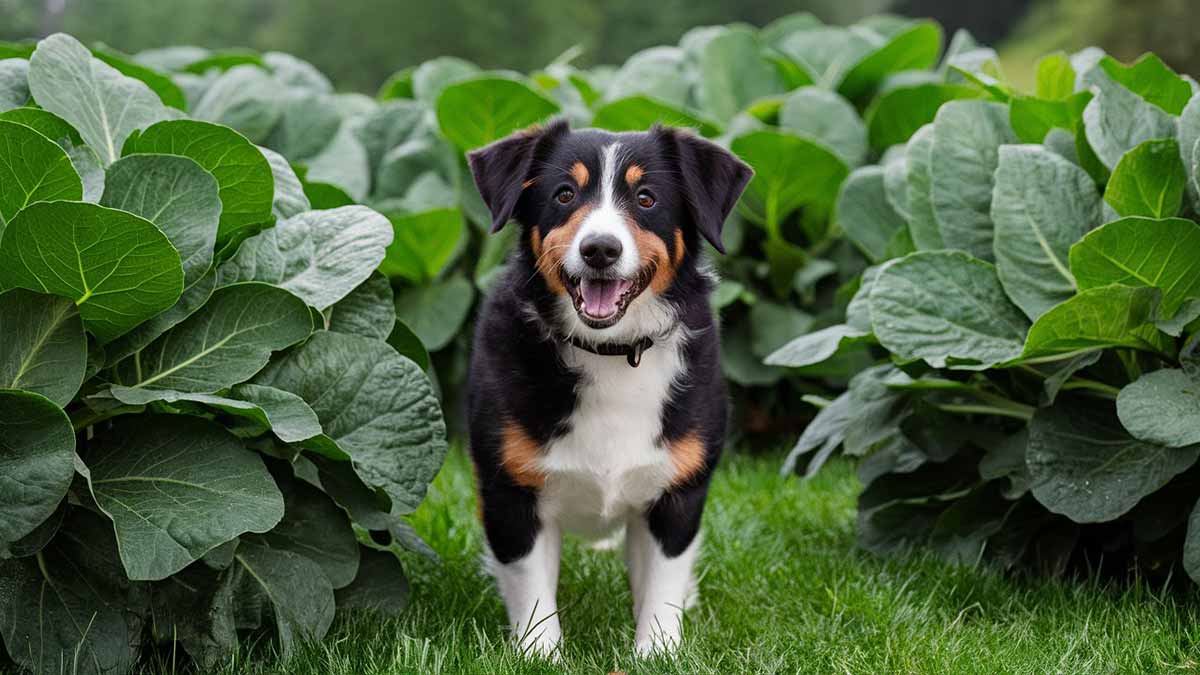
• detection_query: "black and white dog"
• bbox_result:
[466,120,751,656]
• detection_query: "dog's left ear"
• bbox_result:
[467,119,569,233]
[655,126,752,254]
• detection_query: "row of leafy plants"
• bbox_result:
[0,35,447,674]
[107,12,987,439]
[770,44,1200,582]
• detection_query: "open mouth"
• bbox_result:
[562,267,653,328]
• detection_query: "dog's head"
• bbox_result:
[468,120,751,337]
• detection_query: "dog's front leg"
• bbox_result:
[627,484,706,656]
[490,519,563,658]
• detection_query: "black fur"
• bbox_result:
[466,121,750,564]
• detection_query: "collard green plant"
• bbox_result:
[0,34,446,674]
[772,43,1200,583]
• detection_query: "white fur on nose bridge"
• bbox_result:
[565,142,639,278]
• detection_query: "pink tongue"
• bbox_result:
[580,278,628,318]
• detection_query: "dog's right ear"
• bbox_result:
[467,119,569,233]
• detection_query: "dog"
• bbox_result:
[465,119,751,657]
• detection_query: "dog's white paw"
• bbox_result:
[634,633,680,658]
[517,631,563,661]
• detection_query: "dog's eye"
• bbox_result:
[555,187,575,205]
[637,190,656,209]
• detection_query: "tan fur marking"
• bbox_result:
[522,178,537,189]
[500,421,546,489]
[571,161,589,188]
[628,217,675,294]
[625,164,644,187]
[668,434,707,487]
[537,205,593,295]
[672,227,685,267]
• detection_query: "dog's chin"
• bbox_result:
[562,266,653,330]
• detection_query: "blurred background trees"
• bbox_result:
[2,0,1196,91]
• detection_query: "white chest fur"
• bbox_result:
[536,331,684,538]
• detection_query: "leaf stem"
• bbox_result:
[935,403,1034,421]
[1060,378,1121,398]
[70,405,140,432]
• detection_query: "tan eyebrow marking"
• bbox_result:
[522,178,537,189]
[625,164,644,187]
[570,161,589,188]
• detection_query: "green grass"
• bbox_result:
[206,448,1200,674]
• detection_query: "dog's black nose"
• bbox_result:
[580,234,622,269]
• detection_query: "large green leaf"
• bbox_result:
[303,124,370,202]
[0,119,82,226]
[102,266,217,367]
[836,165,908,263]
[697,28,784,122]
[412,56,479,104]
[1069,216,1200,319]
[101,382,324,445]
[776,26,873,88]
[903,124,943,250]
[838,21,942,102]
[1035,52,1075,100]
[217,206,392,310]
[380,207,463,284]
[591,96,719,136]
[436,77,558,150]
[1117,368,1200,448]
[263,472,359,589]
[0,510,145,675]
[1082,70,1176,170]
[1022,285,1164,358]
[328,272,395,341]
[0,201,182,344]
[929,100,1017,261]
[334,548,409,615]
[732,129,847,231]
[778,86,866,167]
[387,320,430,372]
[101,153,220,289]
[0,58,28,112]
[991,145,1100,320]
[260,145,310,219]
[253,330,448,514]
[869,251,1029,368]
[1103,139,1186,219]
[864,82,979,151]
[234,541,335,658]
[91,45,187,110]
[113,282,312,392]
[265,93,341,161]
[0,390,73,547]
[147,564,239,671]
[605,47,690,107]
[764,324,872,369]
[191,64,284,143]
[0,290,85,406]
[84,416,284,580]
[1098,53,1192,116]
[1008,92,1091,145]
[26,33,168,164]
[1028,399,1199,522]
[123,119,275,244]
[392,275,475,352]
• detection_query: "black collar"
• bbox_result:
[567,335,655,367]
